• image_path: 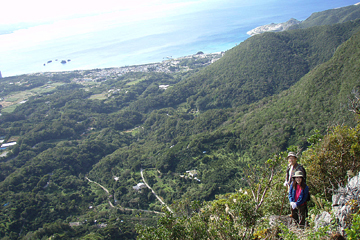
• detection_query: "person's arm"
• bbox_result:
[284,167,289,186]
[288,185,295,202]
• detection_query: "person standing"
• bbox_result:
[284,152,306,187]
[289,171,309,226]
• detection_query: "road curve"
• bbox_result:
[85,176,164,215]
[140,169,173,213]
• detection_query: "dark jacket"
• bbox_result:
[289,184,309,207]
[285,163,306,184]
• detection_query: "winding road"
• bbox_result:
[140,169,173,213]
[85,176,164,215]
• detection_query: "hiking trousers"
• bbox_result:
[291,204,308,226]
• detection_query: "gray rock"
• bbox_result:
[314,211,332,230]
[331,172,360,234]
[348,175,359,189]
[247,18,301,36]
[268,215,291,227]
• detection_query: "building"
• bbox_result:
[133,182,146,191]
[186,170,198,177]
[1,142,16,148]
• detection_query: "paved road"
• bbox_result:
[85,176,164,215]
[140,169,173,213]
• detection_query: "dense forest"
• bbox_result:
[1,4,360,239]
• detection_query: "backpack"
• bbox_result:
[306,191,311,202]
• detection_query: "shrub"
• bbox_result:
[302,125,360,199]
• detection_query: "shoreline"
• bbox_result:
[4,52,225,79]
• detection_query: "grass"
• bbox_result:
[125,77,146,86]
[89,93,108,100]
[7,136,19,142]
[0,82,65,113]
[145,170,175,195]
[1,105,17,113]
[5,97,19,102]
[124,126,143,136]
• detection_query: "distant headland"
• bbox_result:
[247,18,301,36]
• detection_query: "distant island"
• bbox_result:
[43,59,71,66]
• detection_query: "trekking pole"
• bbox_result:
[279,186,288,216]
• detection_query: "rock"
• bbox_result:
[314,211,332,230]
[331,172,360,234]
[247,18,301,36]
[268,215,291,227]
[347,174,360,189]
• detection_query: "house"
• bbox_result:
[133,182,147,191]
[186,170,198,177]
[1,141,16,148]
[159,85,170,90]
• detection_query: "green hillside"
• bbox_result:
[1,7,360,239]
[129,19,360,112]
[289,3,360,30]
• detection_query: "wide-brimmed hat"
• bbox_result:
[293,171,304,178]
[287,152,297,159]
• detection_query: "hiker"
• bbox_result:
[289,170,309,226]
[284,152,306,187]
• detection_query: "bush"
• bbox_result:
[346,213,360,240]
[302,125,360,199]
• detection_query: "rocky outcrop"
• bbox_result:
[314,171,360,234]
[247,18,301,36]
[314,211,332,230]
[332,171,360,234]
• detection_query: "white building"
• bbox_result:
[133,182,146,191]
[1,142,16,148]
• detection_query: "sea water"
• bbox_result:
[0,0,358,77]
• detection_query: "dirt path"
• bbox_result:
[85,176,164,215]
[140,169,173,213]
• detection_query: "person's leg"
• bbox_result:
[291,207,299,224]
[298,205,307,227]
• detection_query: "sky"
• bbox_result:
[1,0,221,25]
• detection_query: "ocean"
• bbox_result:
[0,0,359,78]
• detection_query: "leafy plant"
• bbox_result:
[345,213,360,240]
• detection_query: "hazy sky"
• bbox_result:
[1,0,229,25]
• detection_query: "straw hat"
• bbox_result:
[293,171,304,178]
[287,152,297,159]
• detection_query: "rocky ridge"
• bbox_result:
[247,18,301,36]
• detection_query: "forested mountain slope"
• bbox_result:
[1,9,360,240]
[130,19,360,112]
[218,28,360,160]
[104,25,360,201]
[289,3,360,30]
